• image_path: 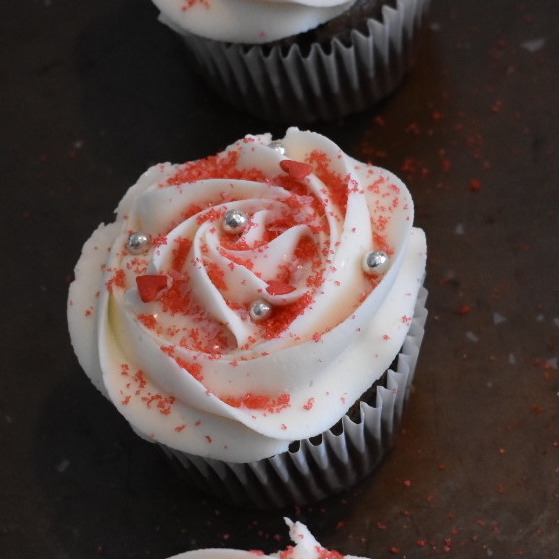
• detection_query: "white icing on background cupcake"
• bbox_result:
[166,518,371,559]
[151,0,356,43]
[68,128,427,463]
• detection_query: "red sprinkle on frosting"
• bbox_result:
[266,280,296,296]
[136,275,168,303]
[280,159,314,180]
[223,392,291,413]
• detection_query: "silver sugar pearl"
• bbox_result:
[250,299,272,321]
[127,232,150,255]
[269,140,286,156]
[223,209,248,234]
[363,250,390,274]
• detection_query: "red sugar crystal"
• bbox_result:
[168,148,267,186]
[171,238,193,272]
[138,314,158,330]
[223,392,291,413]
[106,269,127,293]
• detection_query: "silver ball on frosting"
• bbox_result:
[127,232,150,254]
[250,300,272,321]
[269,140,286,156]
[363,250,390,274]
[223,209,248,234]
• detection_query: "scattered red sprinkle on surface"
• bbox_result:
[469,178,482,192]
[280,159,314,180]
[457,304,472,315]
[389,547,400,555]
[174,424,186,432]
[136,274,168,303]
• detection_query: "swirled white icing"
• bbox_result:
[68,128,427,463]
[150,0,356,44]
[166,518,370,559]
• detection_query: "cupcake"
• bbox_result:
[68,128,427,507]
[150,0,430,122]
[166,518,370,559]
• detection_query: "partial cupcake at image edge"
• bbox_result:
[149,0,431,122]
[67,128,428,508]
[166,517,371,559]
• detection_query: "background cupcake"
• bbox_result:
[68,128,427,507]
[165,518,371,559]
[149,0,431,122]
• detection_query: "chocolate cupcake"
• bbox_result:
[165,518,371,559]
[150,0,430,122]
[68,128,427,507]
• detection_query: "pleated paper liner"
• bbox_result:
[161,286,428,508]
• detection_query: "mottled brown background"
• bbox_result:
[2,1,558,558]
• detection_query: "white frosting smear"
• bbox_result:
[166,518,371,559]
[150,0,356,43]
[68,128,427,463]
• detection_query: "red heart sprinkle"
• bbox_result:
[280,159,314,180]
[266,280,296,296]
[136,275,168,303]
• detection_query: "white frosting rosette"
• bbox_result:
[68,128,426,465]
[166,518,370,559]
[150,0,356,44]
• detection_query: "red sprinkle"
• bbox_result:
[469,178,482,192]
[266,280,296,296]
[136,275,168,303]
[280,159,314,180]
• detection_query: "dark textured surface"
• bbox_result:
[2,1,559,558]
